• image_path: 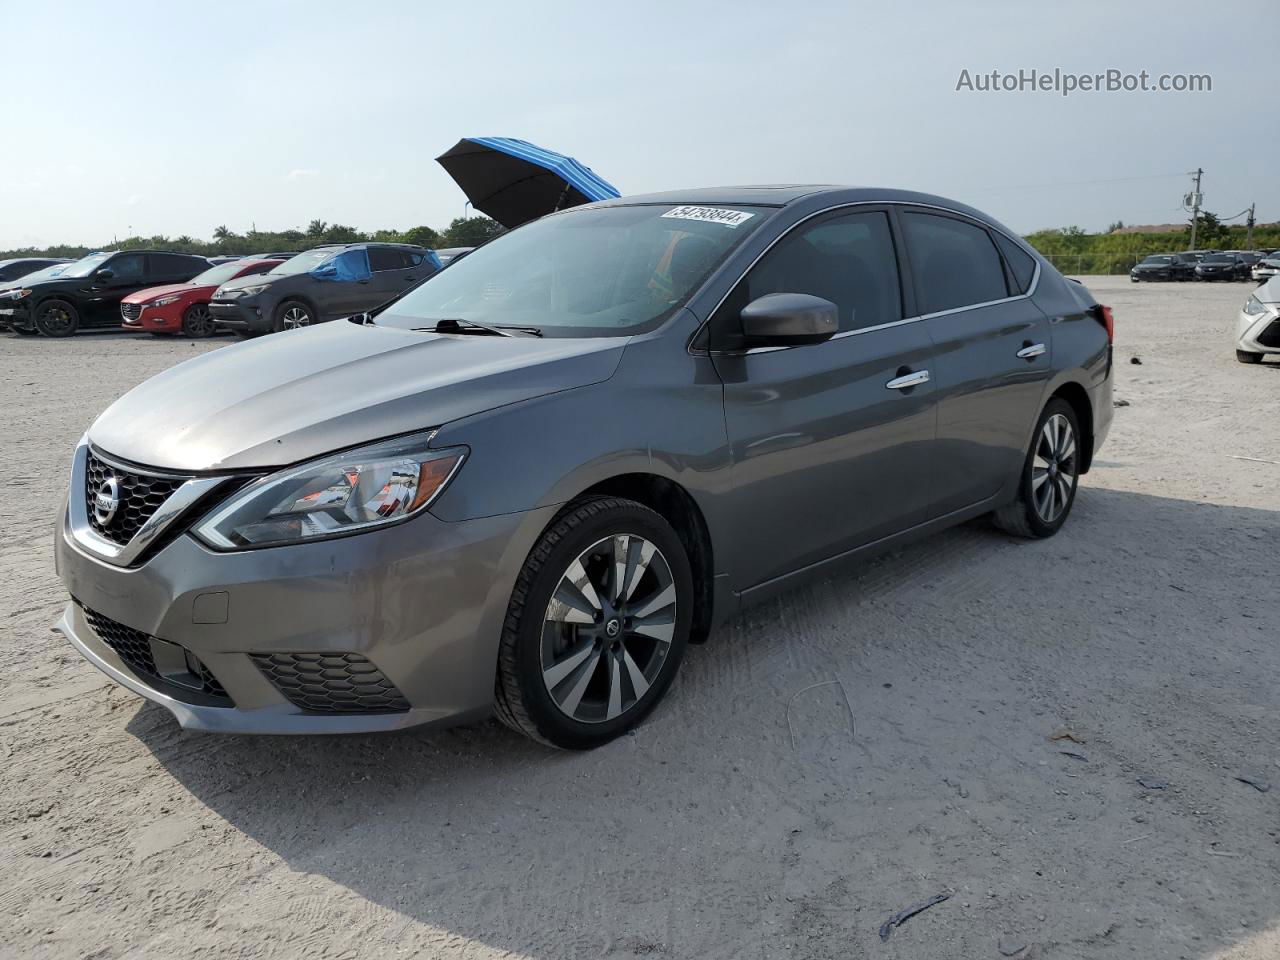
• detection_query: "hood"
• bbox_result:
[213,272,286,296]
[1257,276,1280,304]
[88,320,626,471]
[122,282,206,304]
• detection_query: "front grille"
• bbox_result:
[251,653,410,714]
[85,452,189,546]
[80,605,230,703]
[120,302,142,322]
[1257,319,1280,349]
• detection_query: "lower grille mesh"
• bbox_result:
[83,606,157,677]
[80,605,230,704]
[251,653,410,714]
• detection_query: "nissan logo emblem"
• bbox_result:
[94,477,121,526]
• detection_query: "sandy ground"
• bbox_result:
[1,277,1278,960]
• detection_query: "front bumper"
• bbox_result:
[210,300,269,334]
[0,302,33,331]
[1237,305,1280,355]
[121,301,183,333]
[55,456,558,733]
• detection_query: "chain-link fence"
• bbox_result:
[1040,253,1146,276]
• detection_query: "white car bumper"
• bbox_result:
[1237,302,1280,354]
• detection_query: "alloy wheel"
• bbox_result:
[1032,413,1077,523]
[39,305,74,336]
[184,304,216,337]
[540,534,677,724]
[282,306,312,329]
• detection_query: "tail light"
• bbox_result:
[1089,303,1114,344]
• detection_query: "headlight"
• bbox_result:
[150,294,182,307]
[8,288,32,300]
[1243,296,1268,317]
[194,433,465,550]
[235,284,268,298]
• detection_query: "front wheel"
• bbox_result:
[494,497,693,749]
[991,398,1082,539]
[181,303,217,338]
[274,300,314,332]
[34,299,79,337]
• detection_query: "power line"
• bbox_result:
[973,171,1189,194]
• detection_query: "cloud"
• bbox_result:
[126,194,143,206]
[286,168,320,181]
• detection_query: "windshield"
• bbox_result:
[1203,254,1233,263]
[193,261,259,286]
[376,204,768,337]
[269,249,337,276]
[1142,256,1174,264]
[9,262,74,285]
[57,252,114,278]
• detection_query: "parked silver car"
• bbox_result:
[55,186,1114,748]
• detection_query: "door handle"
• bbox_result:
[885,370,930,390]
[1016,342,1046,360]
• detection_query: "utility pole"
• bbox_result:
[1187,168,1203,250]
[1245,203,1256,249]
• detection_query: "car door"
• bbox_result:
[709,208,939,590]
[82,252,148,326]
[317,248,375,320]
[898,208,1053,518]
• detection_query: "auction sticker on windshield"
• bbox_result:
[661,206,755,228]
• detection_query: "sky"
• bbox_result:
[0,0,1272,249]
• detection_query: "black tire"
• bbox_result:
[34,299,79,337]
[181,302,217,338]
[1237,350,1264,364]
[273,299,314,333]
[494,496,693,749]
[991,398,1082,539]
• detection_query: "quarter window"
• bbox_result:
[901,211,1009,314]
[717,210,902,343]
[994,232,1036,294]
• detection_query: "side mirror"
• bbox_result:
[740,293,838,347]
[94,268,115,283]
[310,263,339,281]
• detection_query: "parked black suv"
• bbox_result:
[0,257,72,283]
[209,243,440,336]
[1194,253,1251,282]
[0,250,209,336]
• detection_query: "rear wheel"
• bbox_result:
[992,398,1081,539]
[494,497,693,749]
[181,303,217,338]
[1237,349,1264,364]
[274,300,313,332]
[34,299,79,337]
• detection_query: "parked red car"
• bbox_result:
[120,258,283,338]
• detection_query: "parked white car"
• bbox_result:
[1250,254,1280,282]
[1237,276,1280,363]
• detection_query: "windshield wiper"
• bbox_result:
[412,318,542,338]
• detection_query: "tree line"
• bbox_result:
[0,216,506,261]
[4,210,1276,274]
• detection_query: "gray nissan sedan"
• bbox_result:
[55,186,1113,749]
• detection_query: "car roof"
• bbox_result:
[587,184,1020,232]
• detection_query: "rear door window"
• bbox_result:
[369,247,407,272]
[900,211,1010,314]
